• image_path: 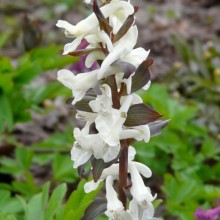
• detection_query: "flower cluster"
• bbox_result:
[57,0,168,219]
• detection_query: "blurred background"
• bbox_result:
[0,0,220,219]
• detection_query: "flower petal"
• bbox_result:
[122,48,150,67]
[86,31,113,52]
[106,176,124,212]
[57,69,75,90]
[133,161,152,178]
[98,25,138,80]
[63,37,83,55]
[85,50,105,68]
[71,142,92,168]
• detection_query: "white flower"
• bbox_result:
[84,147,152,194]
[89,84,133,146]
[120,125,151,143]
[129,199,162,220]
[105,176,125,220]
[129,162,156,209]
[84,146,136,193]
[57,1,134,54]
[85,50,105,68]
[71,122,120,168]
[85,30,113,52]
[57,69,99,105]
[121,47,150,68]
[98,25,138,80]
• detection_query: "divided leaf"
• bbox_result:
[124,103,162,127]
[131,59,153,93]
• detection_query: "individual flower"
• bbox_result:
[129,162,156,209]
[57,69,99,104]
[129,199,162,220]
[105,175,126,220]
[120,124,151,143]
[71,122,120,168]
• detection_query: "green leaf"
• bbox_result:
[31,127,73,151]
[14,62,41,85]
[0,32,11,49]
[0,213,17,220]
[44,183,67,220]
[25,193,44,220]
[0,56,14,73]
[12,180,38,197]
[41,182,50,210]
[26,82,66,106]
[0,190,23,214]
[52,154,78,183]
[63,180,102,220]
[0,157,20,176]
[0,95,13,132]
[201,138,219,158]
[0,73,14,94]
[15,147,33,170]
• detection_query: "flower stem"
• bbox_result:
[118,139,129,209]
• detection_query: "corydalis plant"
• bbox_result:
[57,0,169,219]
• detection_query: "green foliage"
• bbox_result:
[0,180,100,220]
[60,180,102,220]
[166,36,220,139]
[135,84,220,219]
[0,45,76,133]
[0,190,23,215]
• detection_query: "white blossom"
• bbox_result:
[84,147,153,194]
[57,69,99,105]
[98,25,138,80]
[56,0,134,54]
[71,122,120,168]
[89,84,133,146]
[120,125,151,143]
[129,162,157,209]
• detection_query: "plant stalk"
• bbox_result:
[118,139,129,209]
